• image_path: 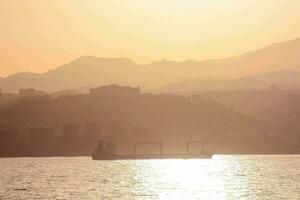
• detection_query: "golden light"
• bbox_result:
[0,0,299,76]
[135,158,228,199]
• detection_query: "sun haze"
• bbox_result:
[1,0,300,76]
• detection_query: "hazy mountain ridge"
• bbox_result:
[157,70,300,93]
[1,38,300,92]
[142,38,300,80]
[0,56,141,93]
[216,38,300,77]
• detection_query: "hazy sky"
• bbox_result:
[1,0,300,76]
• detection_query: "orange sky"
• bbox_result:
[1,0,300,77]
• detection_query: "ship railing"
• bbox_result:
[133,141,207,155]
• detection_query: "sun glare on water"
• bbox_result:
[134,158,233,199]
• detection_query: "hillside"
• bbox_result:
[0,90,266,156]
[156,70,300,93]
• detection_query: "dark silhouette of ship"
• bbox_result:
[92,141,214,160]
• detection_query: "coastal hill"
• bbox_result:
[1,38,300,92]
[0,85,266,156]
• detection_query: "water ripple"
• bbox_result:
[0,155,299,199]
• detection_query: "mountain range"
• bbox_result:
[1,38,300,93]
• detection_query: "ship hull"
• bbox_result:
[92,153,214,160]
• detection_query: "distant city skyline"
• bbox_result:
[1,0,300,76]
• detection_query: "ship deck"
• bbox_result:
[92,152,214,160]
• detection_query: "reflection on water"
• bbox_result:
[0,155,299,199]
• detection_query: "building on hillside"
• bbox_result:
[62,122,80,144]
[19,88,47,98]
[0,128,27,156]
[89,85,140,99]
[28,127,55,155]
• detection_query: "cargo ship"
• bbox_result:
[92,141,214,160]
